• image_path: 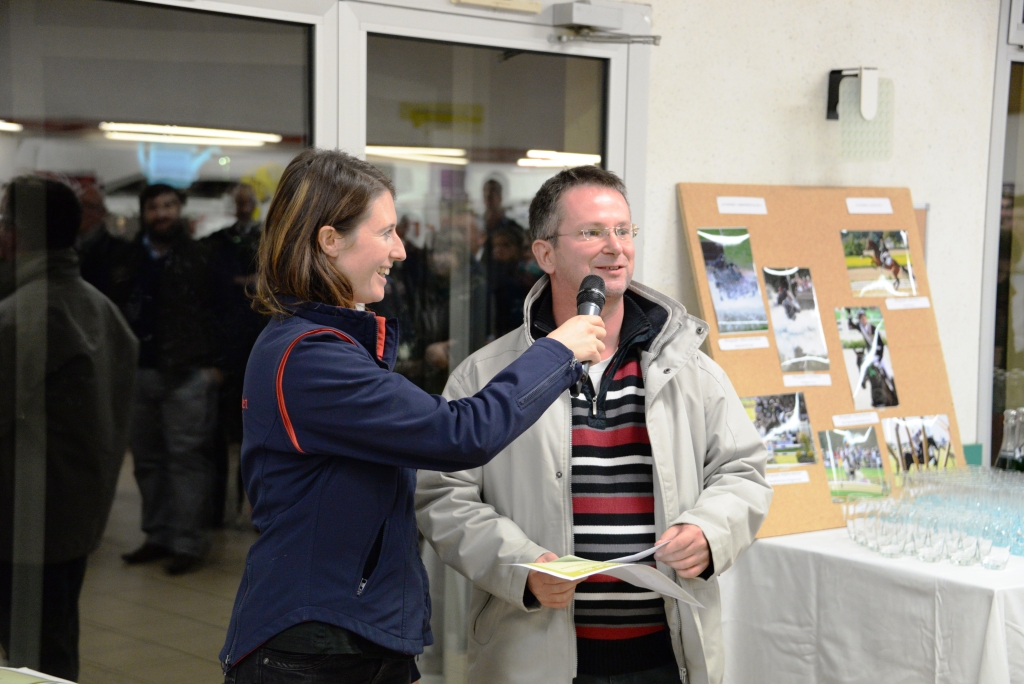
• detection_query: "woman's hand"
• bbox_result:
[547,315,606,364]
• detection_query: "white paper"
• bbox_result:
[513,556,703,607]
[609,541,669,563]
[832,411,880,428]
[716,196,767,215]
[783,373,832,387]
[846,197,893,214]
[885,296,930,310]
[766,470,811,486]
[718,336,770,351]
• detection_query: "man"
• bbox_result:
[114,184,222,574]
[0,177,138,679]
[417,166,772,684]
[201,184,266,526]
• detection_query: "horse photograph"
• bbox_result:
[841,230,917,297]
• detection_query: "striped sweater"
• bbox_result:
[571,347,676,676]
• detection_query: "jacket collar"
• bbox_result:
[521,275,708,368]
[288,300,399,371]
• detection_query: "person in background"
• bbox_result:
[417,166,773,684]
[0,177,138,680]
[219,148,605,684]
[115,183,223,575]
[202,183,267,527]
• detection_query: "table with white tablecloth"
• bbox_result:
[719,528,1024,684]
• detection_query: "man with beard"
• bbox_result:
[113,184,222,575]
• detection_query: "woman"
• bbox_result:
[220,149,604,683]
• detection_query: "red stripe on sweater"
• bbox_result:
[571,497,655,514]
[573,425,650,447]
[575,625,667,641]
[611,358,642,381]
[582,574,624,583]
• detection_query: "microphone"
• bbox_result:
[571,275,606,397]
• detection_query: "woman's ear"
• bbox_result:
[318,225,340,258]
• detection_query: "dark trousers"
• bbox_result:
[225,647,413,684]
[0,556,88,682]
[573,663,683,684]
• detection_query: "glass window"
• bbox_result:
[0,0,310,679]
[365,34,608,681]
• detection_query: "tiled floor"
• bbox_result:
[77,457,257,684]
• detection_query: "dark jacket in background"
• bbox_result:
[0,250,139,562]
[101,224,222,373]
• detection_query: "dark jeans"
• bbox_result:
[225,648,413,684]
[573,663,683,684]
[130,367,218,556]
[0,556,87,682]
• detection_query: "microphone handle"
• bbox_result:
[572,301,603,396]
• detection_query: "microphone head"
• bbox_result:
[577,274,607,309]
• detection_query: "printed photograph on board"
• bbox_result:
[697,228,769,333]
[741,392,816,467]
[836,307,899,410]
[763,267,829,372]
[818,427,886,501]
[841,230,917,297]
[882,415,956,485]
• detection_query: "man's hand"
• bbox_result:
[526,552,583,609]
[654,524,710,579]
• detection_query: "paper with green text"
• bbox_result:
[512,554,702,608]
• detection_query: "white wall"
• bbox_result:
[637,0,1000,443]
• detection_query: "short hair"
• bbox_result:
[252,148,395,317]
[138,183,186,216]
[1,175,82,251]
[528,166,628,244]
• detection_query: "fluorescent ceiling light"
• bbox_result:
[104,131,265,147]
[0,120,23,132]
[366,146,465,157]
[517,149,601,168]
[99,122,281,143]
[366,146,468,165]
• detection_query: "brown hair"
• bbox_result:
[252,148,395,317]
[528,165,628,244]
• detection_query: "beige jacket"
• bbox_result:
[415,278,772,684]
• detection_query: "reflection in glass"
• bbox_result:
[0,0,310,678]
[365,34,608,682]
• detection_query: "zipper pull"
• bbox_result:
[357,578,368,595]
[591,395,598,417]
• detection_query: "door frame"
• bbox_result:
[980,0,1023,464]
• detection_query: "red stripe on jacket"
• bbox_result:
[276,328,356,453]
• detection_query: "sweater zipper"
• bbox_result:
[565,394,578,679]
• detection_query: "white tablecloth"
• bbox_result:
[719,529,1024,684]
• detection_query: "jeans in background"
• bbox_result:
[130,367,218,557]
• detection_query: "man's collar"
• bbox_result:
[529,282,662,351]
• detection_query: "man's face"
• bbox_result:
[142,192,182,237]
[538,185,634,301]
[483,181,502,212]
[234,187,256,221]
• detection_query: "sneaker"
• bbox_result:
[165,553,202,576]
[121,543,172,564]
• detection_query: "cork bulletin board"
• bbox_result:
[676,183,964,538]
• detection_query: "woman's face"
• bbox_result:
[333,192,405,304]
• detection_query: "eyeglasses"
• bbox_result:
[553,223,638,243]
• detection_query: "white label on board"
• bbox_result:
[718,336,770,351]
[886,296,930,310]
[766,471,811,486]
[783,373,832,387]
[832,411,880,428]
[716,196,768,215]
[846,197,894,214]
